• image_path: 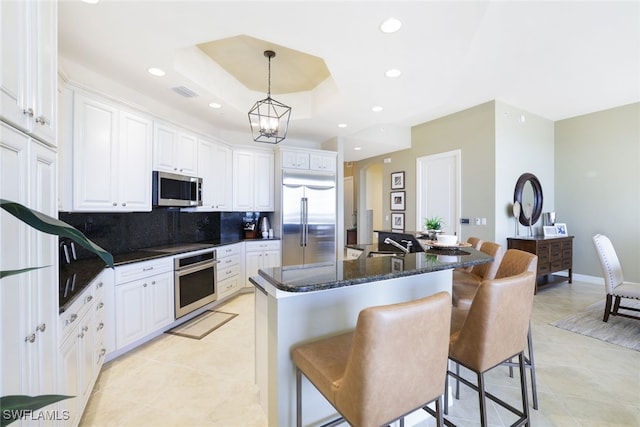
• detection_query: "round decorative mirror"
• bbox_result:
[513,173,543,226]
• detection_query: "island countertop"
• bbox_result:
[256,246,492,293]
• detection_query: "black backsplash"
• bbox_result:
[59,209,247,260]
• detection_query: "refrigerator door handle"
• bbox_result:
[302,197,308,246]
[299,198,305,247]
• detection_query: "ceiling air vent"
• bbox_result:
[171,86,199,98]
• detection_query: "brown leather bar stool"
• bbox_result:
[452,249,539,410]
[452,241,504,310]
[456,237,483,273]
[293,292,452,427]
[445,271,537,426]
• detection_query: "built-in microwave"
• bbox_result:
[152,171,203,207]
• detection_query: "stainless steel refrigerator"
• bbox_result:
[281,170,336,268]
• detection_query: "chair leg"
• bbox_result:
[613,296,622,314]
[604,294,613,322]
[518,352,531,426]
[296,368,302,427]
[455,362,460,399]
[435,395,444,427]
[526,327,539,410]
[477,371,488,426]
[444,366,449,415]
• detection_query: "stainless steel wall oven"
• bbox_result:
[174,249,217,318]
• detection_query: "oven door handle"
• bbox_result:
[175,260,217,276]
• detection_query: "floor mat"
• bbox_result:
[166,310,238,340]
[550,299,640,351]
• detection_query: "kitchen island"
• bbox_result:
[250,247,492,427]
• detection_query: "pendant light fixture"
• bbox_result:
[248,50,291,144]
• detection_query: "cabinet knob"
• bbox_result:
[82,326,89,333]
[85,295,93,304]
[97,302,104,310]
[112,202,118,206]
[122,203,127,207]
[35,116,49,125]
[151,280,156,285]
[36,323,46,333]
[78,332,84,339]
[25,333,36,343]
[66,313,78,325]
[97,322,104,331]
[97,282,103,288]
[143,283,148,287]
[22,108,34,117]
[99,348,106,357]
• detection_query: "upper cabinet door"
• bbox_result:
[72,93,119,211]
[198,138,233,211]
[254,152,275,211]
[152,121,198,176]
[0,0,57,146]
[118,110,152,211]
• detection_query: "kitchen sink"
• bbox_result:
[367,251,405,258]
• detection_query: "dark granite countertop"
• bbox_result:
[256,247,492,293]
[58,237,252,313]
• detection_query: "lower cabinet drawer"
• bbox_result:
[218,276,241,298]
[218,254,241,269]
[218,264,240,282]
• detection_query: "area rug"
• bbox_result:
[550,300,640,351]
[166,310,238,340]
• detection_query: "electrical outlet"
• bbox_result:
[475,218,481,225]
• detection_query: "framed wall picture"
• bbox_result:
[391,171,405,190]
[390,191,405,211]
[543,226,556,237]
[391,212,405,230]
[555,223,568,236]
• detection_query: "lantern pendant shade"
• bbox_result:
[248,50,291,144]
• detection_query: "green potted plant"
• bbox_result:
[0,199,113,426]
[424,216,445,239]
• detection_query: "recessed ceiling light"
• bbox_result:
[338,123,347,128]
[354,147,362,151]
[380,18,402,34]
[147,67,165,77]
[385,68,402,78]
[209,102,222,109]
[372,106,383,112]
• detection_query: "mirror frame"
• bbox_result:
[514,173,543,226]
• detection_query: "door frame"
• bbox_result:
[416,149,462,237]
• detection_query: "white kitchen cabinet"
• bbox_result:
[196,137,233,211]
[0,0,57,146]
[0,122,58,418]
[114,258,174,350]
[233,149,274,211]
[309,152,337,172]
[153,121,198,176]
[58,272,108,427]
[279,149,336,173]
[70,91,152,212]
[216,243,244,299]
[281,150,309,169]
[245,240,280,287]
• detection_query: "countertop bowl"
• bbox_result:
[436,234,458,246]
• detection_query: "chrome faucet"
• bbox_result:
[383,237,412,254]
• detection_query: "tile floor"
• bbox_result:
[80,280,639,427]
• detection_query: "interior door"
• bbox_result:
[416,150,461,237]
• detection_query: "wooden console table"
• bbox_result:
[507,235,574,292]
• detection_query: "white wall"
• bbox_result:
[494,101,555,245]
